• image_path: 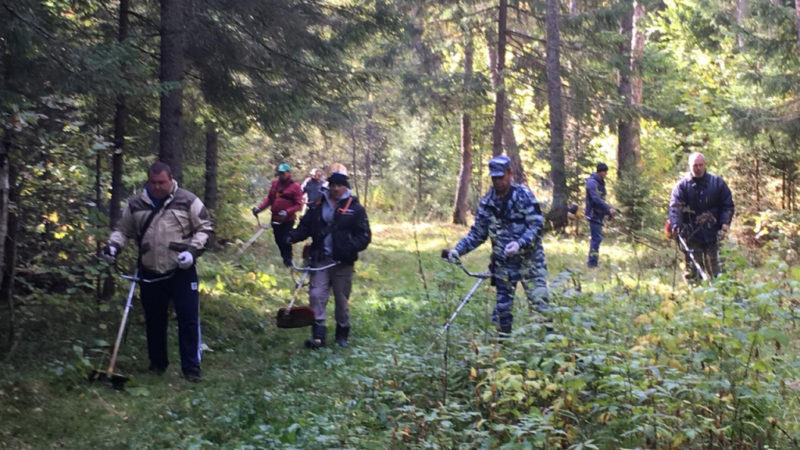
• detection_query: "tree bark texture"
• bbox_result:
[110,0,129,229]
[453,33,474,225]
[204,124,218,249]
[364,107,380,209]
[545,0,568,229]
[349,127,360,198]
[491,0,507,158]
[0,138,11,351]
[159,0,185,183]
[736,0,748,50]
[795,0,800,53]
[616,0,645,176]
[204,124,218,214]
[487,22,525,182]
[0,163,17,323]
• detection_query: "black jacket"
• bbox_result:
[584,172,612,224]
[668,172,734,244]
[289,193,371,264]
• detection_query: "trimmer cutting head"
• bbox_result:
[276,306,316,328]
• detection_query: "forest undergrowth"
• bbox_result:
[1,219,800,449]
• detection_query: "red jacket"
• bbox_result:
[258,177,303,223]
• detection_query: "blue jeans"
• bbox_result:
[587,220,604,267]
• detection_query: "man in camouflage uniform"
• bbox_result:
[444,155,549,335]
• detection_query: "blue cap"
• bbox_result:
[277,163,291,173]
[488,155,511,177]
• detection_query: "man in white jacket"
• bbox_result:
[102,161,214,382]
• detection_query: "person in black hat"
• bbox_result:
[288,169,371,348]
[584,162,616,268]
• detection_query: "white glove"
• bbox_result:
[177,251,194,269]
[504,241,520,257]
[446,249,459,264]
[101,245,117,264]
[278,210,288,218]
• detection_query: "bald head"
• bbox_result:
[688,152,706,178]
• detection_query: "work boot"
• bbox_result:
[148,364,167,375]
[183,367,202,383]
[335,325,350,347]
[305,323,327,349]
[497,324,512,341]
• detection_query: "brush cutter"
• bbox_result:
[424,251,492,355]
[234,215,271,258]
[89,269,174,389]
[676,234,711,282]
[276,260,339,328]
[439,250,492,332]
[88,269,140,389]
[604,224,662,251]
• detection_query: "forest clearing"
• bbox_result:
[4,0,800,447]
[2,218,800,448]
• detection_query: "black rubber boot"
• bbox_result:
[498,325,512,341]
[304,323,327,349]
[335,325,350,347]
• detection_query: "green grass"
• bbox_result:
[2,220,799,448]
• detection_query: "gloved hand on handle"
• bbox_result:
[251,206,261,216]
[177,251,194,269]
[443,248,460,264]
[504,241,520,257]
[100,245,117,264]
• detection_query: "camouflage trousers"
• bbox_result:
[683,240,720,283]
[492,245,549,329]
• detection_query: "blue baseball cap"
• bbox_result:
[277,163,291,173]
[488,155,511,177]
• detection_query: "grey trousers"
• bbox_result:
[309,259,354,327]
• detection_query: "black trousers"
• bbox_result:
[139,266,201,374]
[272,221,294,265]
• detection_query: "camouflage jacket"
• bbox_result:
[454,183,544,261]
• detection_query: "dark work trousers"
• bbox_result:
[139,266,201,374]
[587,220,604,267]
[272,221,294,265]
[683,239,720,282]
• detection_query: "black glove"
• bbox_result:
[252,206,260,216]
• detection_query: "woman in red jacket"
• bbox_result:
[252,163,303,266]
